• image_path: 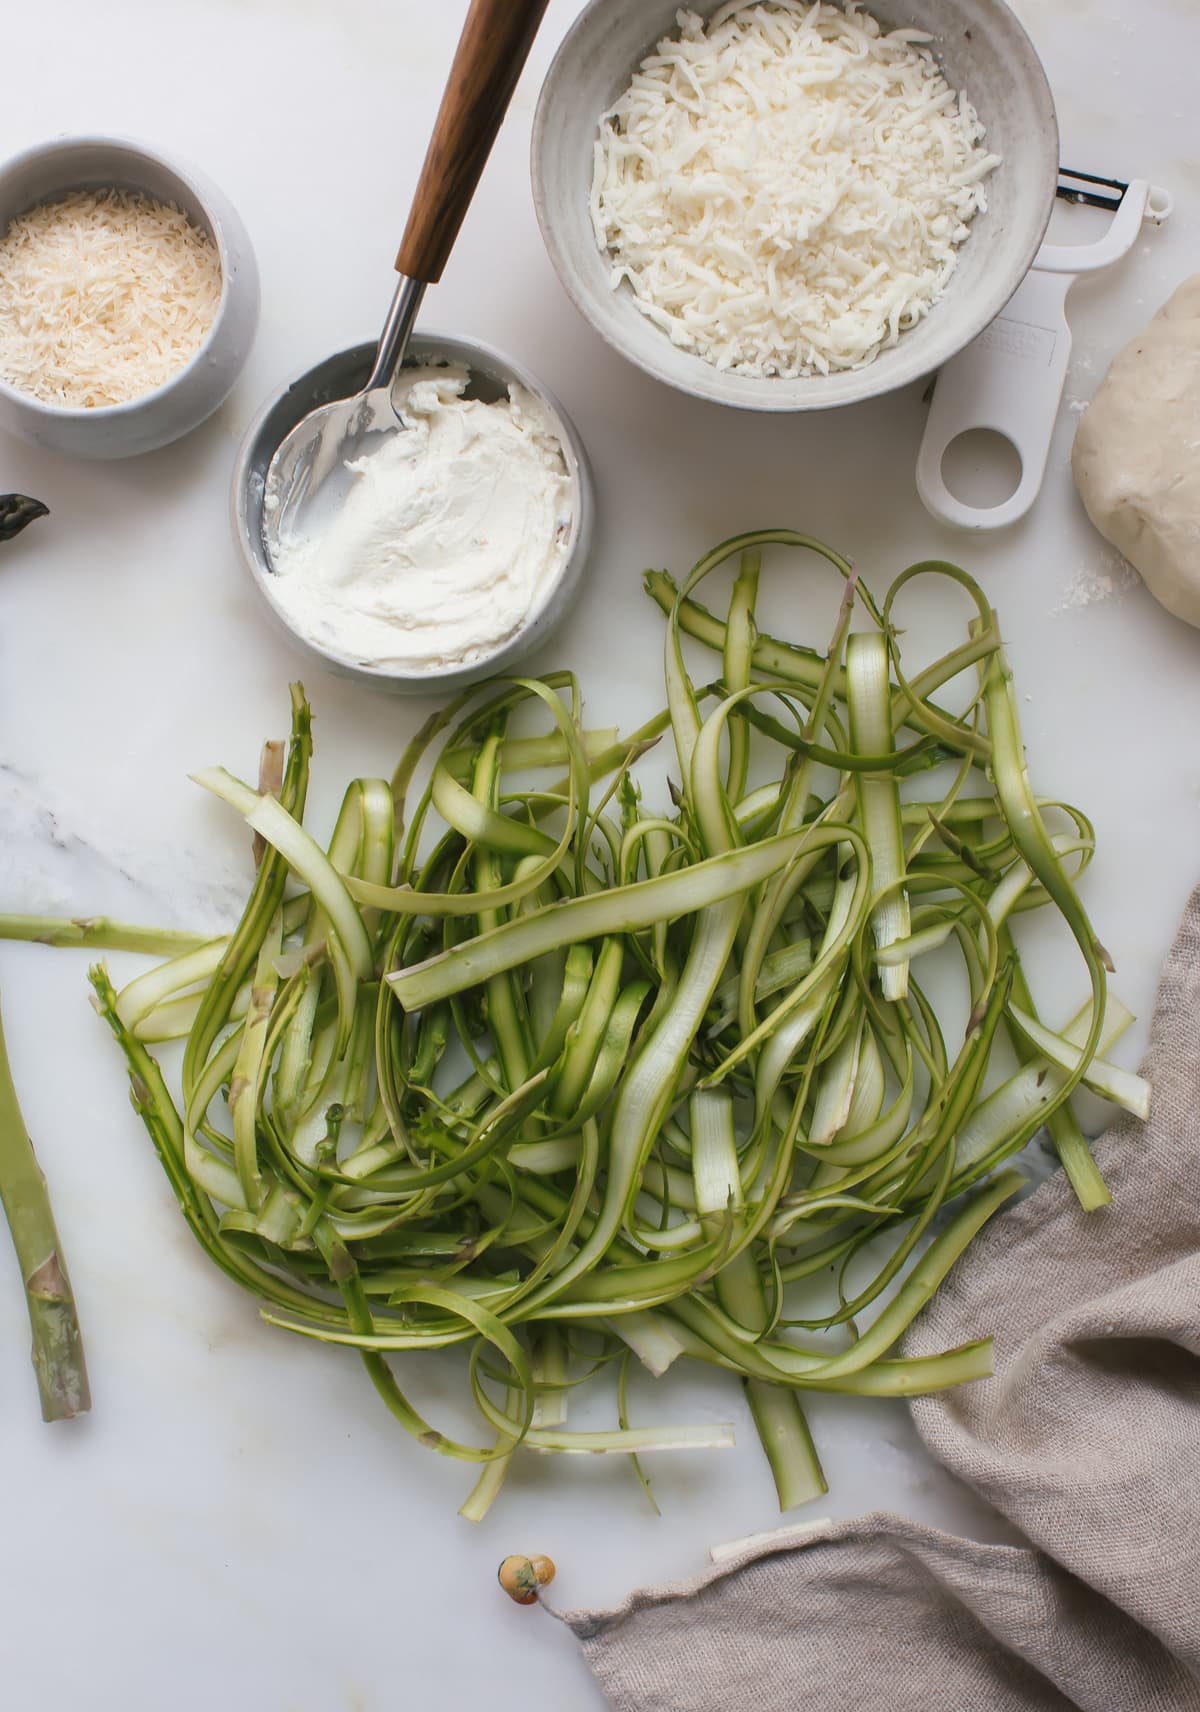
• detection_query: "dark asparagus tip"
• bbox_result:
[0,494,50,543]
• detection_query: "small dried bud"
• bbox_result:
[498,1553,556,1605]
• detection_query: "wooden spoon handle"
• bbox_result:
[396,0,553,284]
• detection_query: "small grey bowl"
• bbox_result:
[532,0,1059,412]
[0,134,259,458]
[232,332,595,695]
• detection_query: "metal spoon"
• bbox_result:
[262,0,553,557]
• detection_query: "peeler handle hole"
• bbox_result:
[940,428,1023,511]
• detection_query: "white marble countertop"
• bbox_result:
[1,2,1198,1707]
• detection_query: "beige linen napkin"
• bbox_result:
[566,888,1200,1711]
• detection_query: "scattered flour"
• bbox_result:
[1055,543,1140,613]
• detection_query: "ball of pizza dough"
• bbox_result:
[1072,274,1200,629]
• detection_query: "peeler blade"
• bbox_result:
[1056,167,1130,214]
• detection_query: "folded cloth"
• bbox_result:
[566,887,1200,1712]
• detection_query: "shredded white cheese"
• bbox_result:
[0,188,223,408]
[591,0,1001,377]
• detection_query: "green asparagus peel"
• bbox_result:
[0,916,210,956]
[0,533,1146,1515]
[0,998,90,1420]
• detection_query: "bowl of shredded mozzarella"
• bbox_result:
[0,135,259,458]
[532,0,1058,410]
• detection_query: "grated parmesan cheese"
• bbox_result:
[591,0,1001,378]
[0,188,223,408]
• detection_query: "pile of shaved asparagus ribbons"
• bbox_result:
[0,532,1149,1515]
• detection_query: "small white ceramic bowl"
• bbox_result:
[533,0,1059,412]
[0,134,259,458]
[232,331,595,695]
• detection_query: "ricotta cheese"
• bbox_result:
[266,366,573,673]
[0,188,223,407]
[591,0,1001,377]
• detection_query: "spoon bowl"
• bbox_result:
[261,278,424,560]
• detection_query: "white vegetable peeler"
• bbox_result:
[916,170,1174,531]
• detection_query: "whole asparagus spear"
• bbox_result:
[0,997,90,1420]
[0,494,49,543]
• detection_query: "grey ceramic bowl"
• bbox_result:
[0,135,259,458]
[533,0,1058,412]
[232,331,595,694]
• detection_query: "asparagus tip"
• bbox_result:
[0,494,50,544]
